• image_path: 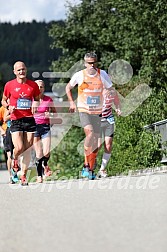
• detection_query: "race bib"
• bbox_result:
[107,115,115,124]
[17,98,32,109]
[87,96,100,105]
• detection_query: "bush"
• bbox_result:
[49,85,166,179]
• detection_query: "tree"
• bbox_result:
[0,63,13,98]
[49,0,167,87]
[48,0,167,176]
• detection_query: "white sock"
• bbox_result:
[100,153,111,170]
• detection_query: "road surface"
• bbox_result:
[0,168,167,252]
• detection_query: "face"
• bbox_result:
[85,57,97,74]
[35,80,45,94]
[13,61,27,80]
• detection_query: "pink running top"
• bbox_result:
[34,95,55,124]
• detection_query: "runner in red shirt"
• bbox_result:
[2,61,40,185]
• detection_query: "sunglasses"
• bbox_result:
[86,61,97,65]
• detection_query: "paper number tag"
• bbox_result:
[87,96,100,105]
[107,115,115,124]
[17,98,32,109]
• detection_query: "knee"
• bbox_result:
[87,130,94,139]
[104,144,112,153]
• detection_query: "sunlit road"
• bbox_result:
[0,168,167,252]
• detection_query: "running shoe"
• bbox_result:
[44,166,52,177]
[9,176,16,184]
[10,168,19,183]
[88,170,96,180]
[97,170,108,178]
[36,176,43,183]
[20,174,28,186]
[81,165,90,178]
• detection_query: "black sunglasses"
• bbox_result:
[86,61,97,64]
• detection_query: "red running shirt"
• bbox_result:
[3,79,40,120]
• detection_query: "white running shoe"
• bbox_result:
[36,176,43,183]
[98,170,108,178]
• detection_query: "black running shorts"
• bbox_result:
[10,117,36,133]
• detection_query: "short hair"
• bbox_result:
[35,79,44,85]
[35,79,43,82]
[84,52,97,61]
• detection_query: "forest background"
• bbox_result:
[0,0,167,178]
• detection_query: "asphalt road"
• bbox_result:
[0,168,167,252]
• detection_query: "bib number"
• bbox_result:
[87,96,100,105]
[107,115,115,124]
[17,98,32,109]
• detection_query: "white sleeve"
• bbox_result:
[100,70,112,88]
[69,71,84,87]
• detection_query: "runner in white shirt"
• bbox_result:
[66,52,112,179]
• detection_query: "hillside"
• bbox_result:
[0,20,63,92]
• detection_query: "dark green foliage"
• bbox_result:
[0,20,62,93]
[0,21,61,67]
[48,0,167,177]
[49,0,167,87]
[105,86,166,175]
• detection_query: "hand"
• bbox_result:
[9,106,16,113]
[116,108,121,116]
[69,101,76,113]
[45,112,50,118]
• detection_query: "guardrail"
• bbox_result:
[144,119,167,163]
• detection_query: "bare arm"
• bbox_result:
[113,90,121,116]
[49,101,57,114]
[47,102,57,125]
[1,94,9,108]
[66,82,76,113]
[2,95,16,114]
[4,109,11,123]
[0,126,6,136]
[31,95,40,114]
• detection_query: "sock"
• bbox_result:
[36,157,44,177]
[84,154,90,166]
[84,146,92,166]
[89,152,97,171]
[100,153,111,171]
[43,156,50,166]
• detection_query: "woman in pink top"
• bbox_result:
[33,80,57,183]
